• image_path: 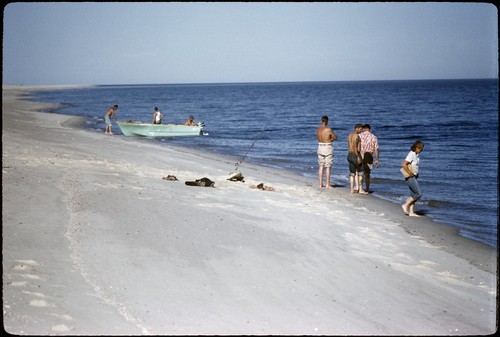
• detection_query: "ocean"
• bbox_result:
[29,79,498,249]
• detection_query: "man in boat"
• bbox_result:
[316,115,338,189]
[151,106,163,124]
[184,115,195,126]
[104,105,118,135]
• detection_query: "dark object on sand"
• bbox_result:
[227,170,244,182]
[250,183,275,191]
[185,177,215,187]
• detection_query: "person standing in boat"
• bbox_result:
[151,106,164,124]
[104,104,118,135]
[316,115,338,189]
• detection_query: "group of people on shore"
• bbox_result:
[106,108,423,216]
[104,105,196,135]
[316,115,424,217]
[317,116,379,194]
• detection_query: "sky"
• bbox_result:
[2,2,498,85]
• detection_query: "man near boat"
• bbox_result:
[104,105,118,135]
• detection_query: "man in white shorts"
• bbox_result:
[316,115,338,189]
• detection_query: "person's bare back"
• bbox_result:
[317,125,337,143]
[347,131,360,153]
[316,116,337,189]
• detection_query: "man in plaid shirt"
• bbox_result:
[359,124,379,193]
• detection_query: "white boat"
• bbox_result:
[117,121,205,137]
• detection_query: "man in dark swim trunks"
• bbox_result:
[347,124,367,194]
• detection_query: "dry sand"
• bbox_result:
[2,86,497,335]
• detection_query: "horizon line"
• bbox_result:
[4,77,498,88]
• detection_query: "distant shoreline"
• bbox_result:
[3,78,497,89]
[3,84,96,91]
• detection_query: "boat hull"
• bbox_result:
[117,122,203,137]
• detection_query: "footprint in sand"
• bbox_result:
[19,273,42,280]
[12,259,39,271]
[29,299,55,307]
[11,260,74,330]
[49,313,73,321]
[9,260,43,282]
[51,324,72,333]
[21,290,56,308]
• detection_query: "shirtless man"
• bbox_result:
[347,124,367,194]
[184,115,195,126]
[316,116,338,189]
[151,106,163,124]
[104,105,118,135]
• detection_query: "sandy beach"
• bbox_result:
[2,86,497,335]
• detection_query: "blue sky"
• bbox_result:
[3,2,498,85]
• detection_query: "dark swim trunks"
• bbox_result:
[347,152,363,174]
[362,152,373,173]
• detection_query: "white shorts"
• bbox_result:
[317,143,333,168]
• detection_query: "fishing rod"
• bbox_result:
[234,100,287,171]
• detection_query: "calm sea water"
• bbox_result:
[30,79,498,249]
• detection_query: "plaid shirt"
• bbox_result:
[359,131,378,155]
